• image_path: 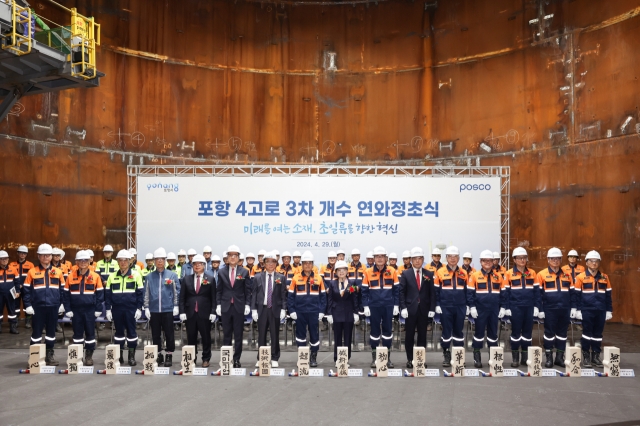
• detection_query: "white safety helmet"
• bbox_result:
[301,251,314,262]
[116,249,132,260]
[87,250,95,257]
[568,249,579,257]
[239,253,245,260]
[128,248,137,255]
[351,248,361,255]
[145,253,153,261]
[512,247,527,257]
[178,249,187,256]
[273,250,280,256]
[335,260,349,270]
[75,250,90,261]
[203,246,212,253]
[37,244,53,255]
[585,250,601,261]
[187,248,197,256]
[60,250,66,260]
[52,247,62,256]
[431,248,442,256]
[227,245,240,255]
[366,251,374,258]
[166,252,177,261]
[281,251,291,258]
[410,247,424,258]
[389,252,397,259]
[192,254,206,264]
[258,249,267,256]
[445,246,460,256]
[462,252,472,259]
[328,251,337,258]
[480,250,495,260]
[103,245,114,252]
[212,255,221,262]
[153,247,167,258]
[547,247,563,258]
[336,249,346,255]
[373,246,386,256]
[246,252,255,259]
[402,250,411,259]
[493,251,501,259]
[17,245,28,253]
[0,250,9,258]
[264,252,277,261]
[293,251,302,257]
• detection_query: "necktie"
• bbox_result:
[230,268,235,304]
[341,281,345,291]
[195,275,200,312]
[267,274,273,308]
[416,270,421,291]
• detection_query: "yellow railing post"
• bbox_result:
[2,2,32,55]
[69,7,98,79]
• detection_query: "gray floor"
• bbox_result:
[0,348,639,426]
[2,320,640,426]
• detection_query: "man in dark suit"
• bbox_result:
[251,252,287,368]
[216,245,251,367]
[179,254,216,367]
[399,246,436,368]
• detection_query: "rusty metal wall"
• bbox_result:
[0,0,638,322]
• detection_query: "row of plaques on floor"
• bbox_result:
[22,344,633,378]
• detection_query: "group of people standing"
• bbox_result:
[0,242,612,370]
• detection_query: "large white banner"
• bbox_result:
[136,175,501,266]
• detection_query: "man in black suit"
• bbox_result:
[216,245,251,367]
[251,252,287,368]
[399,246,436,368]
[179,254,216,367]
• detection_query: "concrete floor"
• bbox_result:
[1,320,639,426]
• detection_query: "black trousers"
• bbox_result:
[31,306,57,349]
[222,308,244,361]
[186,315,212,361]
[333,321,353,362]
[257,306,280,361]
[150,312,175,353]
[405,309,430,360]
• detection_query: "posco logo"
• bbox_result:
[147,182,179,193]
[460,183,491,192]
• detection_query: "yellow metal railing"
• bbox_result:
[70,7,100,79]
[2,2,32,56]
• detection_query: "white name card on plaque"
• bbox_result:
[425,369,440,377]
[503,369,518,377]
[231,368,246,376]
[542,369,557,377]
[620,369,635,377]
[271,368,285,377]
[465,369,479,377]
[40,366,56,374]
[78,366,94,374]
[387,369,402,377]
[309,369,324,377]
[155,367,170,375]
[348,369,363,377]
[581,369,595,377]
[193,368,208,376]
[116,367,131,375]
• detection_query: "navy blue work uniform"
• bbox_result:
[62,269,104,351]
[537,267,575,352]
[434,265,468,349]
[287,271,326,353]
[503,267,541,351]
[105,269,144,350]
[467,269,506,349]
[361,265,400,349]
[23,265,65,349]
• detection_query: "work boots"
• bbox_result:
[119,352,125,365]
[554,350,565,368]
[544,350,553,368]
[370,350,377,368]
[310,352,318,368]
[473,350,482,368]
[157,352,164,365]
[511,351,520,368]
[128,348,137,366]
[10,323,19,334]
[582,350,592,368]
[592,352,603,367]
[45,349,59,366]
[164,353,172,367]
[387,352,394,369]
[520,350,528,366]
[25,316,32,329]
[442,348,452,367]
[84,350,94,366]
